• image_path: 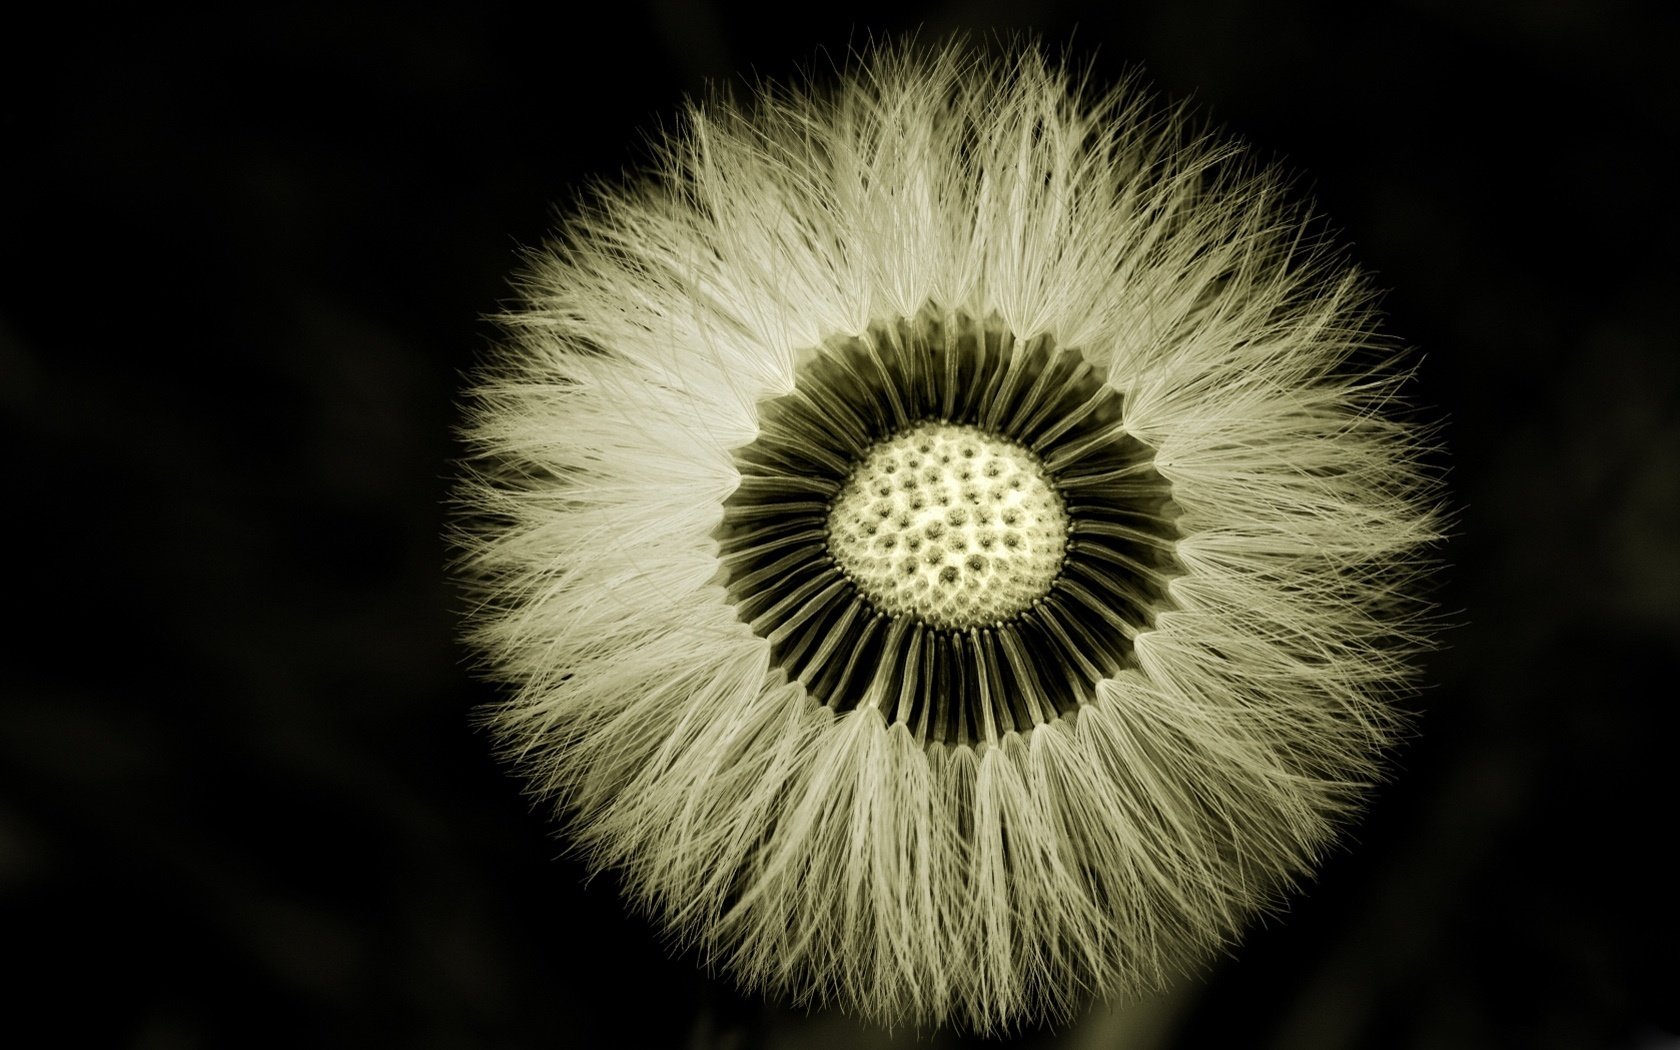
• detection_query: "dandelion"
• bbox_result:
[454,39,1441,1033]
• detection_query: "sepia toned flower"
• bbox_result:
[454,40,1441,1032]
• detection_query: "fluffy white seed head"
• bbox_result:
[455,37,1441,1035]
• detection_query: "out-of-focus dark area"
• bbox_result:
[3,2,1676,1047]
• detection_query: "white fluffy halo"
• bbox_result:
[455,39,1441,1033]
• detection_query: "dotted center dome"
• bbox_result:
[826,422,1069,629]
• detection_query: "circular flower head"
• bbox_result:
[456,40,1441,1033]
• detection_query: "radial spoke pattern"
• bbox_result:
[715,308,1183,745]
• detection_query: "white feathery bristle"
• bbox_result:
[454,38,1442,1034]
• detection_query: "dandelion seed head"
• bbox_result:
[455,35,1443,1036]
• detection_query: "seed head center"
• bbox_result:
[825,422,1069,628]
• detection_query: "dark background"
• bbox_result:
[4,2,1676,1047]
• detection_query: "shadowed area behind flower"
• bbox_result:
[2,1,1676,1047]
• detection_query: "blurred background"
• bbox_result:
[3,1,1676,1046]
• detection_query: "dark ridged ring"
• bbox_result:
[714,307,1183,746]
